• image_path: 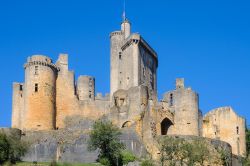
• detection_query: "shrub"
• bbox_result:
[88,120,125,166]
[141,160,154,166]
[120,150,136,165]
[99,157,111,166]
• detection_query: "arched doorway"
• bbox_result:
[161,118,173,135]
[122,121,132,128]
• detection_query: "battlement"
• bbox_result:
[24,55,60,71]
[110,31,123,37]
[121,33,158,62]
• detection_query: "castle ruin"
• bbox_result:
[11,18,246,162]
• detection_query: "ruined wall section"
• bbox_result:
[163,78,200,136]
[12,83,24,129]
[110,85,149,128]
[203,107,246,157]
[56,54,109,129]
[77,76,95,101]
[23,55,58,131]
[55,54,81,129]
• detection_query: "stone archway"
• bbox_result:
[161,118,173,135]
[122,121,132,128]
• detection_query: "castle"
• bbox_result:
[11,18,246,160]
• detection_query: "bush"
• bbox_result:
[88,120,125,166]
[0,132,28,164]
[120,150,136,165]
[141,160,154,166]
[0,134,10,164]
[99,157,111,166]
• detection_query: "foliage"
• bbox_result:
[159,137,213,166]
[0,132,28,165]
[243,155,250,166]
[99,157,111,166]
[246,127,250,156]
[120,150,136,165]
[0,133,10,164]
[140,160,154,166]
[218,147,231,166]
[88,120,125,166]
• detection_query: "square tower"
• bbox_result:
[110,19,158,100]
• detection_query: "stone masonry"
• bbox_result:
[11,17,246,162]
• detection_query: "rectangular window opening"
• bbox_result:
[35,83,38,92]
[19,85,23,91]
[35,66,38,75]
[119,52,122,60]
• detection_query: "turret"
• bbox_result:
[121,19,131,39]
[23,55,59,131]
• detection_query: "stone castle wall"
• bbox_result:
[203,107,246,157]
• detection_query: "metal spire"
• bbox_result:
[122,0,126,21]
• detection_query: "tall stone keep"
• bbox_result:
[23,55,59,131]
[110,19,158,101]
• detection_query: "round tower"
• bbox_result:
[23,55,59,131]
[121,19,131,39]
[110,29,124,100]
[77,76,95,101]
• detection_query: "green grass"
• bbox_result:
[10,162,101,166]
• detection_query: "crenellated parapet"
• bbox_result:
[24,56,59,72]
[110,31,123,37]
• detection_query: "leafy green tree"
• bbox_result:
[0,133,10,164]
[0,132,28,164]
[160,137,212,166]
[88,120,125,166]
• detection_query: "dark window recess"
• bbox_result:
[236,126,239,134]
[19,85,23,91]
[35,84,38,92]
[35,66,38,75]
[187,123,191,124]
[170,94,174,106]
[119,52,122,60]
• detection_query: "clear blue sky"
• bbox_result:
[0,0,249,127]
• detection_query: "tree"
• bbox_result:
[0,133,10,164]
[0,132,28,164]
[159,137,212,166]
[88,120,125,166]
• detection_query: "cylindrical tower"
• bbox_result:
[23,55,59,131]
[110,30,124,100]
[121,19,131,39]
[77,76,95,101]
